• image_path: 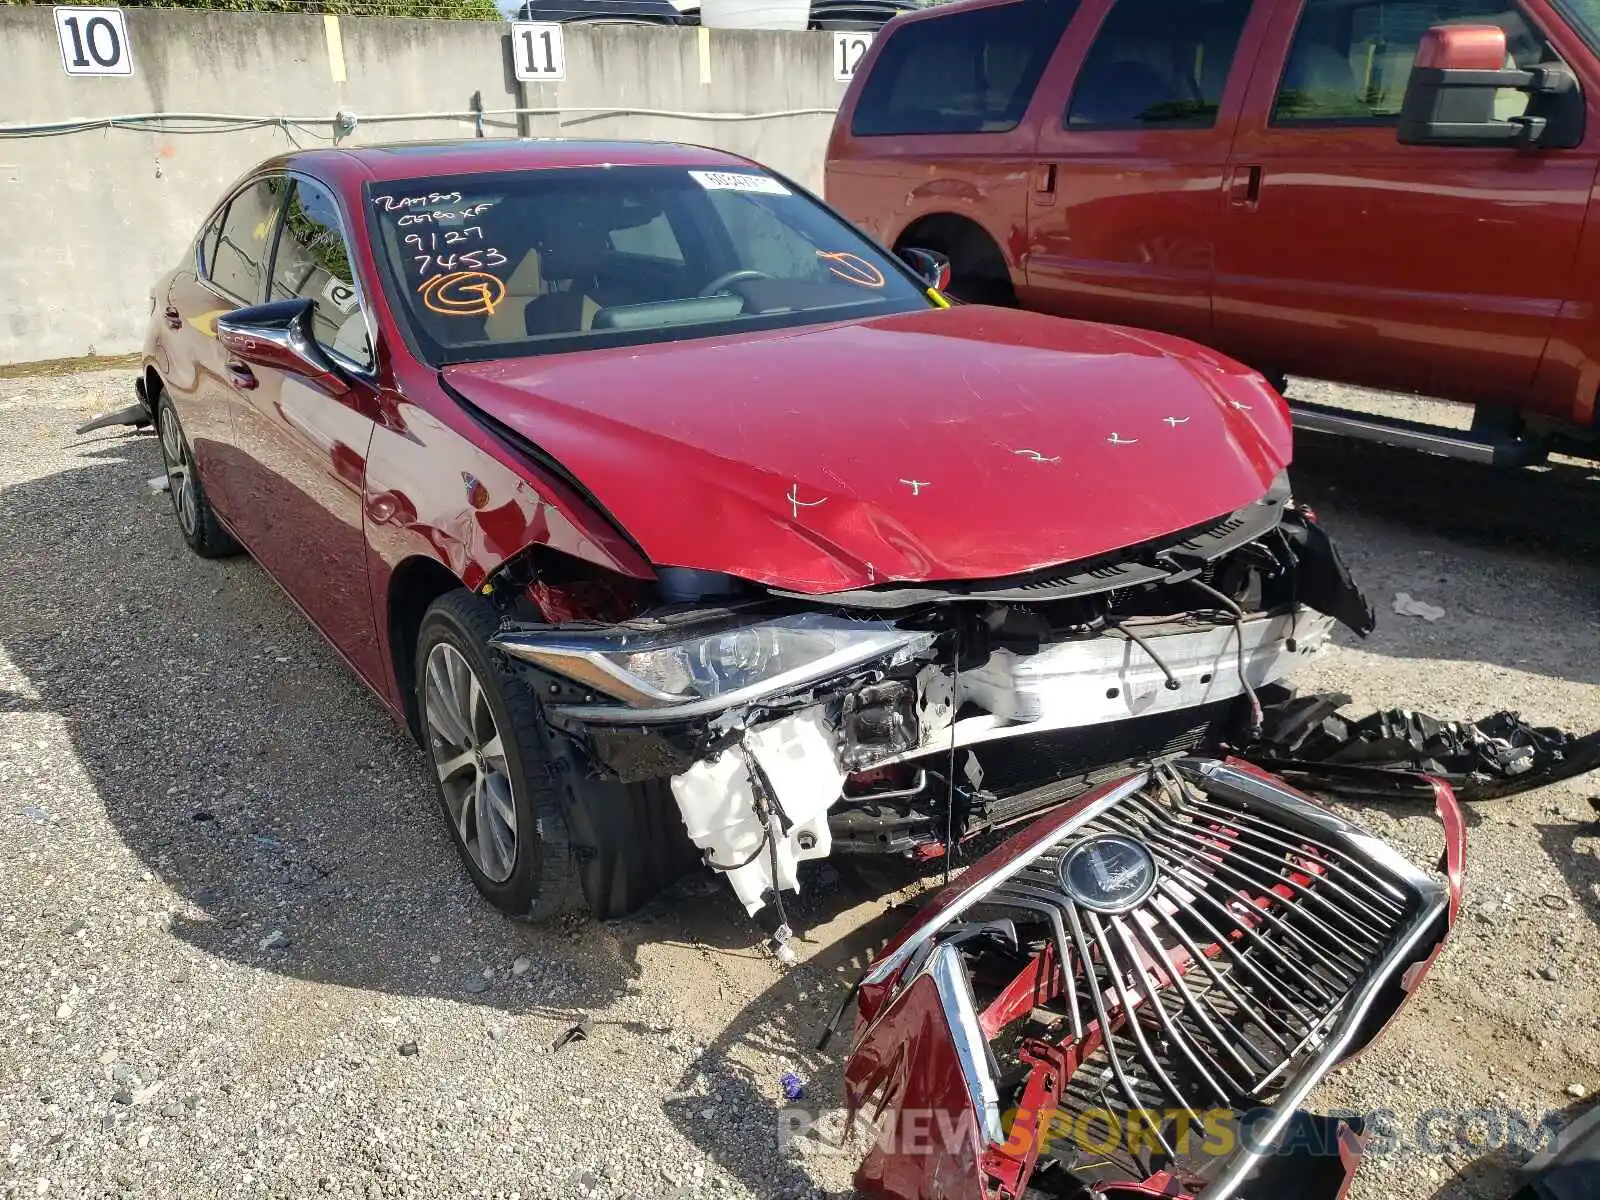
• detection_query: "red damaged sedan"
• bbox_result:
[134,139,1466,1198]
[137,137,1389,927]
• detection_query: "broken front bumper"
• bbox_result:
[496,609,1334,916]
[840,757,1465,1200]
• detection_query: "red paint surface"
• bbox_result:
[845,973,991,1200]
[1415,24,1514,71]
[444,308,1288,592]
[827,0,1600,432]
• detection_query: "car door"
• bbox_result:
[165,176,288,525]
[231,175,386,685]
[1023,0,1271,345]
[1213,0,1598,405]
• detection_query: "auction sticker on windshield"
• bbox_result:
[688,171,791,196]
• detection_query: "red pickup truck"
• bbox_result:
[826,0,1600,466]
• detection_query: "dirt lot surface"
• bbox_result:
[0,369,1596,1200]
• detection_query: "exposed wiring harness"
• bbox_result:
[1188,576,1266,735]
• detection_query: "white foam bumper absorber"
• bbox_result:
[960,610,1335,726]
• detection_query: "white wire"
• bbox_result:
[0,106,836,138]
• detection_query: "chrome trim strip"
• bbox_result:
[858,771,1151,988]
[930,943,1004,1144]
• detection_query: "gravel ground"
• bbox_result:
[0,369,1596,1200]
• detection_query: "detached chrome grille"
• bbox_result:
[985,776,1411,1129]
[848,758,1456,1200]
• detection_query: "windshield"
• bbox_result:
[365,166,931,365]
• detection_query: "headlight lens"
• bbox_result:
[492,613,935,721]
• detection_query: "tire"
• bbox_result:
[156,392,240,559]
[415,590,584,921]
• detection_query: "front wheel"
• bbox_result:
[415,591,582,921]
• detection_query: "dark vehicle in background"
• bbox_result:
[513,0,685,24]
[673,0,918,27]
[827,0,1600,467]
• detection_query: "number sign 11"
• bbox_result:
[512,22,566,83]
[54,6,134,76]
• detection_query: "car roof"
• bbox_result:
[270,138,765,188]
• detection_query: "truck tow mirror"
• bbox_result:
[1398,24,1583,149]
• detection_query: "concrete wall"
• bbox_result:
[0,7,846,363]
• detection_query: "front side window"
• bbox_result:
[367,167,931,367]
[1273,0,1549,123]
[851,0,1081,136]
[207,176,289,303]
[269,178,373,370]
[1066,0,1254,128]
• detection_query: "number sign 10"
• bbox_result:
[512,22,566,83]
[833,31,872,83]
[54,6,133,76]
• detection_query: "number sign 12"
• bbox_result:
[513,22,566,83]
[54,6,133,76]
[833,31,872,83]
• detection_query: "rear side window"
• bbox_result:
[207,176,289,304]
[1273,0,1548,123]
[1066,0,1254,128]
[851,0,1081,136]
[197,210,225,276]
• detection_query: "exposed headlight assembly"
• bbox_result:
[491,613,935,722]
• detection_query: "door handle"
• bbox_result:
[1033,162,1057,207]
[1230,164,1263,210]
[163,306,183,330]
[225,361,258,391]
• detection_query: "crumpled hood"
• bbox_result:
[443,306,1291,593]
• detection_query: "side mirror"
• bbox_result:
[897,247,952,292]
[216,298,350,396]
[1398,24,1582,149]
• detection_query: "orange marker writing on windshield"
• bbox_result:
[816,251,886,289]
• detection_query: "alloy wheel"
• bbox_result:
[159,408,198,538]
[423,642,518,884]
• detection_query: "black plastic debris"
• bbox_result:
[551,1016,592,1051]
[1278,509,1377,637]
[1512,1101,1600,1200]
[75,403,150,435]
[1234,684,1600,801]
